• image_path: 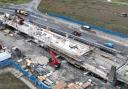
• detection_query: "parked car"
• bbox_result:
[72,31,82,36]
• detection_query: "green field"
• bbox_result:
[113,0,128,2]
[0,73,30,89]
[0,0,31,4]
[38,0,128,34]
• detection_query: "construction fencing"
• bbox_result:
[0,59,50,89]
[48,12,128,38]
[0,59,12,68]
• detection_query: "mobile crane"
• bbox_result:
[48,50,61,69]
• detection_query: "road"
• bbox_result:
[28,11,128,55]
[0,0,128,85]
[0,1,128,55]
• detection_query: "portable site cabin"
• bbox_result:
[0,52,11,68]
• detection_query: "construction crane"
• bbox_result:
[48,50,61,69]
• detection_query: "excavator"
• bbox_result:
[48,50,61,69]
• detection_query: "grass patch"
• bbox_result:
[0,73,30,89]
[113,0,128,3]
[38,0,128,34]
[0,0,31,5]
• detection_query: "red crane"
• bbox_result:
[48,50,61,68]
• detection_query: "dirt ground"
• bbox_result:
[38,0,128,34]
[0,73,30,89]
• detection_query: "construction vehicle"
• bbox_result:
[72,30,82,36]
[104,42,114,48]
[48,50,61,69]
[15,9,28,16]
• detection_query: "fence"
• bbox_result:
[0,59,50,89]
[48,12,128,38]
[0,59,12,68]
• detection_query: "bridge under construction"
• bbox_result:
[0,13,128,89]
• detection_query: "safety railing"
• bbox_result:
[0,59,51,89]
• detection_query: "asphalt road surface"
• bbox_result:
[0,7,128,55]
[28,12,128,55]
